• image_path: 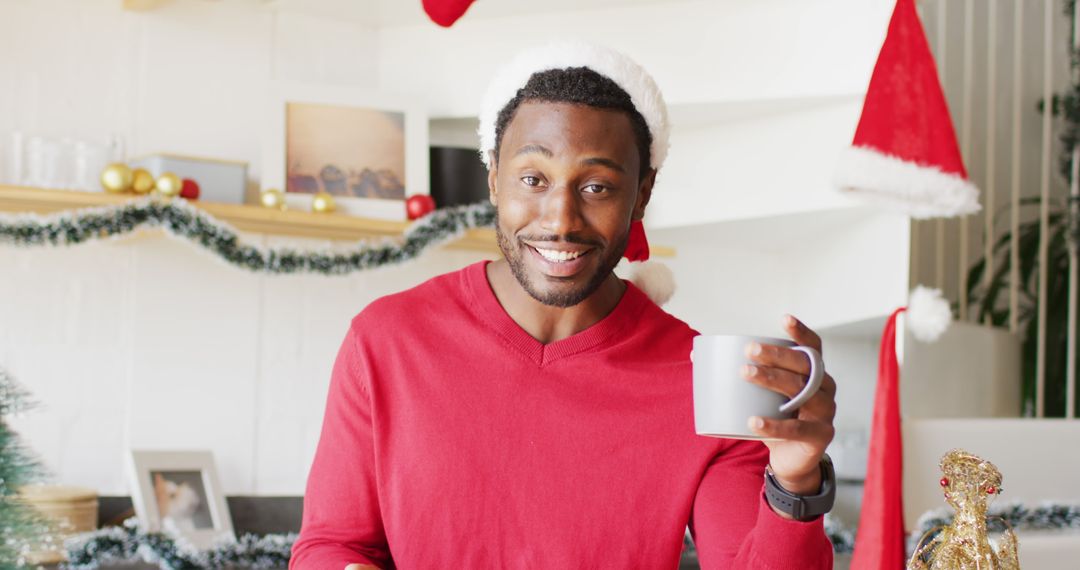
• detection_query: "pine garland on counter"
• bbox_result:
[64,518,294,570]
[0,198,496,275]
[61,503,1080,568]
[913,502,1080,538]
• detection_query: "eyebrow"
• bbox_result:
[513,144,627,174]
[581,157,626,174]
[513,144,553,159]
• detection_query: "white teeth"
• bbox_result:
[535,247,585,262]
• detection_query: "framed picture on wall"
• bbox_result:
[127,450,234,549]
[262,84,429,221]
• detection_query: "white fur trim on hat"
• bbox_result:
[906,286,952,342]
[834,145,981,219]
[477,41,670,171]
[628,260,675,306]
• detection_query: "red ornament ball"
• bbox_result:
[406,194,436,220]
[180,178,200,200]
[987,486,997,495]
[939,477,949,487]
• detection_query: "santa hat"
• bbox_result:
[422,0,475,27]
[477,41,675,305]
[834,0,980,219]
[852,286,951,569]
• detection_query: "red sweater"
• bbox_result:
[291,261,833,569]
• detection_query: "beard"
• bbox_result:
[495,208,629,308]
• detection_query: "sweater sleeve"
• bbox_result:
[290,323,393,570]
[689,439,834,570]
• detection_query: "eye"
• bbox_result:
[582,183,608,194]
[521,176,542,187]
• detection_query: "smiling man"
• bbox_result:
[291,43,837,570]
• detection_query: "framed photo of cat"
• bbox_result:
[127,450,234,549]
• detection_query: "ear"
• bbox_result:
[487,150,498,206]
[632,168,656,221]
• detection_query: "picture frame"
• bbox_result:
[261,83,430,221]
[127,450,234,549]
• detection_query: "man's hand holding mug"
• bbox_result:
[693,315,837,515]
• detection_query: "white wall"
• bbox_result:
[900,320,1022,418]
[0,0,380,186]
[1,233,490,495]
[0,0,440,495]
[650,97,866,228]
[655,208,910,335]
[376,0,892,118]
[903,419,1080,526]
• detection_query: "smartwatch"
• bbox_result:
[763,454,836,521]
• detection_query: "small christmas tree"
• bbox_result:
[0,366,47,569]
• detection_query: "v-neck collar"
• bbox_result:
[463,261,648,367]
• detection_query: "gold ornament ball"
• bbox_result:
[260,188,286,210]
[155,172,183,197]
[311,191,337,214]
[100,163,133,193]
[131,168,155,194]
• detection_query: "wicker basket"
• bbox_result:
[17,484,98,564]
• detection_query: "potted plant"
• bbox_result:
[963,197,1077,416]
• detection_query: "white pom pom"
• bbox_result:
[629,260,675,306]
[906,286,952,342]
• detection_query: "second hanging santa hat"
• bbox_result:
[834,0,980,218]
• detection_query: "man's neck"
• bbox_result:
[485,259,627,345]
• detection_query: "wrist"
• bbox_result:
[772,468,823,496]
[763,455,836,521]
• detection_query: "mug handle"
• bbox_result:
[777,346,824,414]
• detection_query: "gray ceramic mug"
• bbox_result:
[692,335,824,440]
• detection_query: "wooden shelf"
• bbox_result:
[0,185,498,252]
[0,185,674,257]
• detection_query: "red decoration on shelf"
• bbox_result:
[180,178,200,200]
[422,0,475,27]
[406,194,436,220]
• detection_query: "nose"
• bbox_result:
[538,184,584,236]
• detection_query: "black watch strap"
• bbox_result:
[763,454,836,521]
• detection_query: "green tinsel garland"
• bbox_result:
[914,501,1080,537]
[64,518,294,570]
[69,515,854,570]
[57,503,1080,569]
[0,198,496,275]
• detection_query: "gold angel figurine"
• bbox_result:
[907,449,1020,570]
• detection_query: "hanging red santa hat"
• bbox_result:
[477,41,675,305]
[840,2,975,566]
[834,0,980,218]
[422,0,476,27]
[852,286,952,570]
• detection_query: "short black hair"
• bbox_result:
[493,67,653,179]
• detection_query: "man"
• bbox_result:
[291,43,837,569]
